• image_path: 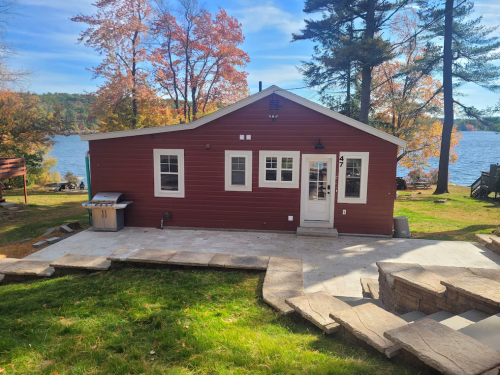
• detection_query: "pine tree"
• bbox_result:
[418,0,500,194]
[293,0,409,123]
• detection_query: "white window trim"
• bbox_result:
[225,150,252,191]
[153,149,185,198]
[337,152,369,204]
[258,151,300,188]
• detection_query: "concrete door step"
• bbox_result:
[330,302,407,358]
[399,310,428,323]
[50,254,112,274]
[440,309,490,331]
[333,295,384,309]
[296,227,338,238]
[285,292,351,334]
[459,313,500,351]
[385,319,500,375]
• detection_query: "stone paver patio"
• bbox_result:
[25,227,500,297]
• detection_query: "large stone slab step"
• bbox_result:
[459,313,500,351]
[385,318,500,375]
[440,309,491,331]
[263,258,304,315]
[285,292,351,334]
[0,259,54,278]
[441,273,500,307]
[209,253,270,270]
[329,302,407,358]
[391,267,446,297]
[50,254,112,272]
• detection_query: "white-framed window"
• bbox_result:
[258,151,300,188]
[337,152,369,204]
[225,150,252,191]
[153,149,185,198]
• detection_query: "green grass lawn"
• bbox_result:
[0,268,417,375]
[0,188,88,247]
[394,185,499,241]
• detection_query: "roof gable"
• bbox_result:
[80,85,407,148]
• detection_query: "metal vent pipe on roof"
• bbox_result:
[259,81,262,92]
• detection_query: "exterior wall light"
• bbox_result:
[269,114,278,122]
[315,139,325,149]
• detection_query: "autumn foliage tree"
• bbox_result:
[371,11,461,169]
[72,0,250,130]
[72,0,175,131]
[150,0,250,122]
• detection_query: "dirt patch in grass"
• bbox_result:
[0,187,89,257]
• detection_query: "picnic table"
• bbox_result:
[412,181,431,190]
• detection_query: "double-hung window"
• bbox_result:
[225,150,252,191]
[337,152,369,204]
[259,151,300,188]
[154,149,185,198]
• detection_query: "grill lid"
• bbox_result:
[91,192,123,204]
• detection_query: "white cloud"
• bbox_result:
[247,64,303,89]
[234,5,304,35]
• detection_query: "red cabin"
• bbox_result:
[81,86,406,236]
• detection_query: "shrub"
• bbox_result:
[407,168,431,184]
[429,168,439,184]
[64,172,79,184]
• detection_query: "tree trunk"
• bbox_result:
[434,0,454,194]
[359,0,375,124]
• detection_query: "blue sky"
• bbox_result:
[5,0,500,109]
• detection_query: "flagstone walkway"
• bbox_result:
[25,227,500,297]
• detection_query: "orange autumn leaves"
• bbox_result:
[371,11,461,169]
[72,0,250,131]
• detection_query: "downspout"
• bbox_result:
[85,151,92,226]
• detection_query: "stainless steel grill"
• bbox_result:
[82,192,132,231]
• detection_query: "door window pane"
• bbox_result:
[309,161,328,200]
[231,157,246,185]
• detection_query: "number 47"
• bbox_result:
[339,156,344,167]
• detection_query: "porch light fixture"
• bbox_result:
[269,114,278,122]
[315,139,325,149]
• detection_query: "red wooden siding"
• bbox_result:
[89,94,399,235]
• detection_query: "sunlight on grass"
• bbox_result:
[0,269,417,375]
[395,185,499,241]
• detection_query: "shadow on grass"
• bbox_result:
[0,268,416,375]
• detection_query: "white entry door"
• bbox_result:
[300,154,336,227]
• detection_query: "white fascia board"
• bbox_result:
[80,85,407,148]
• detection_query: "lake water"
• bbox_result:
[50,132,500,186]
